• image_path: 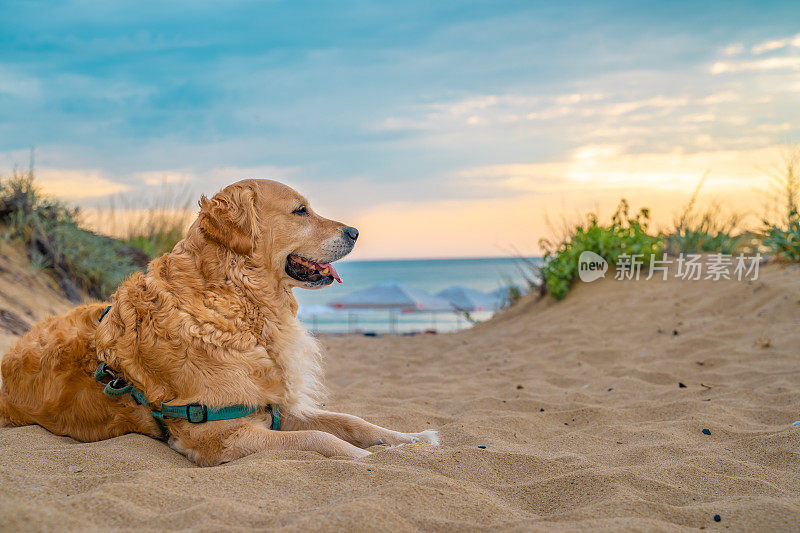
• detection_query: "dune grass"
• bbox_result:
[666,173,747,256]
[761,148,800,262]
[0,165,196,300]
[0,170,141,300]
[94,181,195,258]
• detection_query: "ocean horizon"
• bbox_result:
[294,256,541,334]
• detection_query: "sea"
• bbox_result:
[294,257,541,334]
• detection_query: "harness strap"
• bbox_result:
[95,306,281,431]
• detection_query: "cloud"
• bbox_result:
[133,170,195,186]
[36,168,131,198]
[698,91,740,104]
[554,93,605,105]
[382,87,759,135]
[679,113,715,123]
[603,96,689,117]
[0,67,41,99]
[754,122,793,133]
[381,92,699,131]
[711,33,800,74]
[752,38,791,55]
[374,82,782,164]
[721,43,744,56]
[751,33,800,54]
[711,56,800,74]
[458,144,782,194]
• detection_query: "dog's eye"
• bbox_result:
[292,205,308,216]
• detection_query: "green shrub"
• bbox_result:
[762,210,800,262]
[539,199,664,300]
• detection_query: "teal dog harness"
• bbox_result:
[94,306,281,433]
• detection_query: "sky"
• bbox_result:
[1,1,799,259]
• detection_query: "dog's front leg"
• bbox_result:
[171,421,370,466]
[282,409,439,449]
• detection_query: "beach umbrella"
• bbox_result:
[328,281,452,334]
[329,281,452,312]
[436,286,497,312]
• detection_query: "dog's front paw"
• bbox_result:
[407,429,439,445]
[385,429,439,447]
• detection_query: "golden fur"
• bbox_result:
[0,179,438,465]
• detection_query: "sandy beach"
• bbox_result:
[1,254,799,531]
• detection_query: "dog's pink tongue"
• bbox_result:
[316,262,342,283]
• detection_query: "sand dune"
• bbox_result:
[1,257,799,531]
[0,245,82,352]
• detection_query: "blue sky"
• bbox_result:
[1,1,799,258]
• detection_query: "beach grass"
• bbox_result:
[98,181,195,258]
[666,173,746,256]
[0,165,199,300]
[761,147,800,262]
[0,170,141,299]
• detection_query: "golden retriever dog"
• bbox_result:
[0,179,438,465]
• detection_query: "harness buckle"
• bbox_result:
[186,404,208,423]
[103,377,133,398]
[94,362,115,382]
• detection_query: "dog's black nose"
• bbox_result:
[344,226,359,241]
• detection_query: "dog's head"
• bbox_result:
[198,179,358,289]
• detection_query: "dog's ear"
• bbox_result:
[198,184,260,255]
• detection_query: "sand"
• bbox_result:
[1,252,799,531]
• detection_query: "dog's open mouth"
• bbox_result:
[285,254,342,286]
